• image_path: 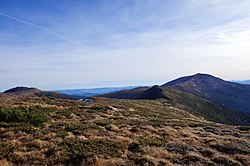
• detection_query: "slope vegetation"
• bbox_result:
[103,74,250,125]
[101,87,149,99]
[0,95,249,165]
[163,73,250,114]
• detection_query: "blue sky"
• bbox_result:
[1,0,250,91]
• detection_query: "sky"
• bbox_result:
[1,0,250,91]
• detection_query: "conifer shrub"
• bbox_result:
[62,138,126,165]
[0,107,48,127]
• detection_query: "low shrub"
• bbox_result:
[0,107,48,127]
[127,153,155,166]
[134,158,155,166]
[62,138,127,165]
[199,149,214,157]
[182,154,202,164]
[90,106,106,111]
[65,123,99,134]
[210,142,250,155]
[146,118,166,127]
[128,142,141,152]
[212,156,240,166]
[165,143,198,155]
[139,136,167,147]
[95,119,112,126]
[0,142,18,159]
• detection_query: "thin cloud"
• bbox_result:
[1,1,250,90]
[0,12,81,46]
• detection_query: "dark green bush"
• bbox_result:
[65,123,99,134]
[95,119,112,126]
[146,118,166,127]
[0,107,48,127]
[90,106,105,110]
[62,138,126,165]
[139,136,167,147]
[56,110,71,117]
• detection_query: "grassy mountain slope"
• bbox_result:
[0,95,249,165]
[163,73,250,114]
[161,87,250,125]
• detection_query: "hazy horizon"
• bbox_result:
[1,0,250,91]
[1,73,249,92]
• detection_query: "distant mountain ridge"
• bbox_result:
[103,73,250,125]
[56,86,138,97]
[2,74,250,126]
[233,80,250,85]
[100,87,149,99]
[3,86,78,99]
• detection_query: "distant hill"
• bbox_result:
[102,73,250,125]
[56,86,138,97]
[162,73,250,114]
[136,85,171,100]
[4,87,41,94]
[100,87,149,99]
[3,86,78,99]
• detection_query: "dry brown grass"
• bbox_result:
[0,159,12,166]
[0,95,249,165]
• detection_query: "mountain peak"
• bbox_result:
[192,73,221,80]
[4,86,41,94]
[162,73,222,87]
[194,73,213,77]
[162,73,250,114]
[136,85,171,100]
